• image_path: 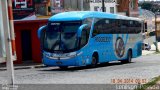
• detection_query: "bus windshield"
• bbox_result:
[43,21,81,53]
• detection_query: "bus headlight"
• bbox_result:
[66,52,83,57]
[66,52,77,57]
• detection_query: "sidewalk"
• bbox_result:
[142,42,160,55]
[0,62,45,71]
[137,43,160,90]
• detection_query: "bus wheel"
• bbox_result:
[59,66,68,69]
[91,55,98,67]
[121,50,132,63]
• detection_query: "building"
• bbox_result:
[11,0,48,64]
[35,0,139,17]
[89,0,139,17]
[50,0,139,16]
[117,0,139,16]
[35,0,51,16]
[90,0,117,14]
[51,0,90,14]
[14,20,47,64]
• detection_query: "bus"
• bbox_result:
[38,11,143,69]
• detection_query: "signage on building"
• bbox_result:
[12,0,35,20]
[51,0,64,14]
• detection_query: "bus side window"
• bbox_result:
[93,18,101,37]
[81,30,87,47]
[128,20,134,34]
[104,19,113,34]
[80,27,90,47]
[116,19,121,33]
[83,18,93,27]
[137,21,142,33]
[122,20,129,34]
[93,18,110,36]
[85,26,90,41]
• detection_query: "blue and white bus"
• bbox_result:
[38,11,143,69]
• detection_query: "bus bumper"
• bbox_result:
[42,57,82,67]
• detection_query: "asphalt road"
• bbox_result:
[0,54,160,90]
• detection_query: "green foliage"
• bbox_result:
[141,3,152,11]
[139,2,160,13]
[135,76,160,90]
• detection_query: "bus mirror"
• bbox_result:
[38,25,47,39]
[77,24,88,37]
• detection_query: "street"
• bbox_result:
[0,54,160,85]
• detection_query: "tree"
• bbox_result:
[139,2,160,13]
[141,2,152,10]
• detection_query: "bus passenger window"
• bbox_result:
[80,27,90,47]
[81,30,87,47]
[93,18,107,36]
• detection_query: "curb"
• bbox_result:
[0,64,46,71]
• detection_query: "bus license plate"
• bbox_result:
[56,61,62,65]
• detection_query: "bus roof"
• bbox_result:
[49,11,142,22]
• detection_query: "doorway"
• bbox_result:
[21,30,32,62]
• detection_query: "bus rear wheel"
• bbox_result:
[59,66,68,69]
[121,50,132,64]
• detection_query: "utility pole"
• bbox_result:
[8,0,16,58]
[7,0,16,85]
[155,12,160,52]
[102,0,105,12]
[0,0,15,87]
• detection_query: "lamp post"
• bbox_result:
[102,0,105,12]
[155,11,160,52]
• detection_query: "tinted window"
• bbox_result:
[92,18,142,36]
[83,18,93,27]
[93,18,116,36]
[43,21,81,53]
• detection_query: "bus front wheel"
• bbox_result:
[91,54,98,67]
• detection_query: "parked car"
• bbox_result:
[142,43,151,51]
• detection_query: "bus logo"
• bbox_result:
[115,37,125,58]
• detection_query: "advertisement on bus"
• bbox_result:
[12,0,35,20]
